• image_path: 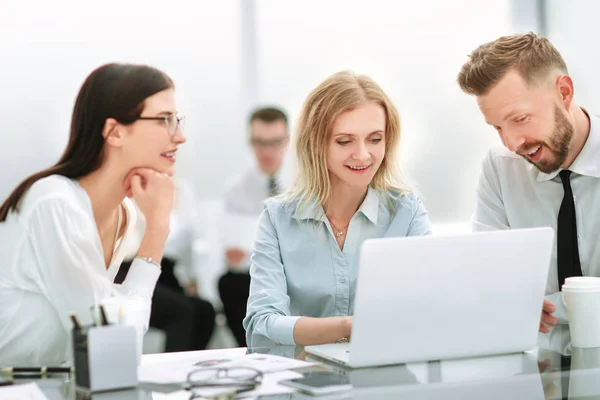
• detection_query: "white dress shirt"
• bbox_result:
[222,165,285,270]
[0,175,160,365]
[223,164,284,216]
[473,110,600,323]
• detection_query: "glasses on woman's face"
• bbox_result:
[186,367,263,399]
[136,113,186,136]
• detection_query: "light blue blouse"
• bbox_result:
[243,187,432,347]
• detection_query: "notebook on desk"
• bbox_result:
[305,228,554,368]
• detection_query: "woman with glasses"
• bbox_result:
[0,63,186,365]
[244,71,432,347]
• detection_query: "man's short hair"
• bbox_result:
[249,107,288,128]
[457,32,568,96]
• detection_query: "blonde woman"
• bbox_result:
[243,71,432,347]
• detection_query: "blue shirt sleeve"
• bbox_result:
[406,193,433,236]
[243,203,301,346]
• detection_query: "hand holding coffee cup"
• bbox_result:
[540,299,558,333]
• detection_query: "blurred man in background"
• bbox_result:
[219,106,290,346]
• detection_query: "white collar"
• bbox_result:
[293,186,380,225]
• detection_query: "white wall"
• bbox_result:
[0,0,533,224]
[544,0,600,112]
[0,0,246,201]
[254,0,514,223]
[0,0,540,304]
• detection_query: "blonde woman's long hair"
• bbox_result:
[286,70,408,211]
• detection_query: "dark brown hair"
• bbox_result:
[0,63,174,222]
[249,106,288,128]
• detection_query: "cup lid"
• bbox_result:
[563,276,600,291]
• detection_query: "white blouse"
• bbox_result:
[0,175,160,365]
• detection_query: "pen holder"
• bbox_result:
[73,324,139,392]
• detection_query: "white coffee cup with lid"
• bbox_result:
[563,277,600,348]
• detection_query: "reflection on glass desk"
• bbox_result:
[10,324,600,399]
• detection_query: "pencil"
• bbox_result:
[1,367,73,374]
[99,304,110,326]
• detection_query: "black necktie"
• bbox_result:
[557,170,582,290]
[268,176,280,197]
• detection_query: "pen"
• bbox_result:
[1,367,73,374]
[70,313,82,329]
[99,304,110,326]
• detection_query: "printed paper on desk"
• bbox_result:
[141,348,247,368]
[219,213,260,252]
[151,371,303,399]
[203,353,315,373]
[138,355,235,384]
[138,348,248,384]
[0,383,48,400]
[139,352,313,384]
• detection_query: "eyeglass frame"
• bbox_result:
[135,114,186,136]
[186,367,263,399]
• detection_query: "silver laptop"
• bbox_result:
[305,228,554,368]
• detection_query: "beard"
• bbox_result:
[520,105,574,174]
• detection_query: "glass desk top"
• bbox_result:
[7,324,597,399]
